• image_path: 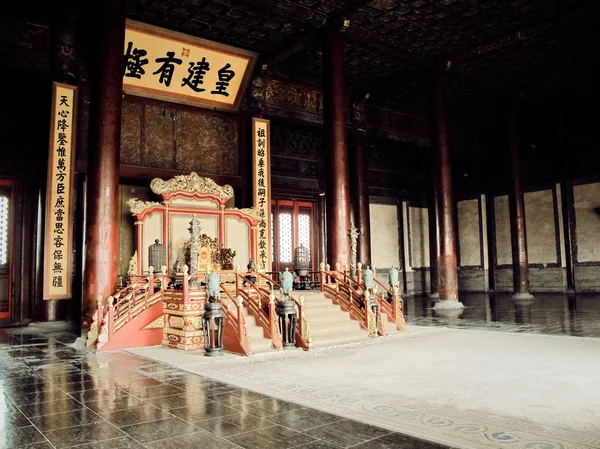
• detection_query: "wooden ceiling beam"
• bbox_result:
[261,0,371,70]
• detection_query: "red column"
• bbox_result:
[322,29,351,267]
[430,68,461,306]
[428,175,441,299]
[81,0,125,335]
[508,106,533,299]
[350,100,372,266]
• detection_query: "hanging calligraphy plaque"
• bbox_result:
[252,118,271,271]
[44,82,77,300]
[123,20,257,112]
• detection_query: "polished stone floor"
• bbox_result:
[403,292,600,338]
[0,328,448,448]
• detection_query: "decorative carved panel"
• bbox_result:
[265,77,323,117]
[175,109,239,175]
[143,104,175,169]
[120,100,143,165]
[271,122,322,161]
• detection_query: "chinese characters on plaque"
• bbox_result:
[123,20,256,112]
[252,118,271,271]
[44,83,77,300]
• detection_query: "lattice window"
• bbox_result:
[278,212,292,263]
[0,196,8,266]
[298,214,310,254]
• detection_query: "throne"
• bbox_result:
[184,234,219,272]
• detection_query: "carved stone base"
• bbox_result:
[163,291,206,351]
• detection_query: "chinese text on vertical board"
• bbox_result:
[44,83,77,300]
[252,118,271,271]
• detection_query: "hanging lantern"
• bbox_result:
[293,243,311,289]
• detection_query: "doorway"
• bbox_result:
[0,180,13,320]
[271,199,315,274]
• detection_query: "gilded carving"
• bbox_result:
[144,315,164,329]
[86,310,99,347]
[126,198,162,216]
[169,316,185,328]
[229,207,262,221]
[265,78,323,116]
[127,252,138,276]
[299,312,312,345]
[150,172,234,200]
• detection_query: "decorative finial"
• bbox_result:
[320,262,325,271]
[298,295,305,306]
[148,265,154,274]
[183,264,189,274]
[161,265,167,275]
[107,296,115,306]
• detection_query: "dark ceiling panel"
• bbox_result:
[125,0,600,112]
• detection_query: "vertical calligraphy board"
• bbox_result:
[252,118,271,271]
[43,82,77,300]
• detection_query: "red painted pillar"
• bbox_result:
[428,174,441,298]
[430,68,461,306]
[81,0,125,335]
[322,28,351,267]
[350,100,372,266]
[508,106,533,299]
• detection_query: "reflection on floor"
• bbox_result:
[403,292,600,338]
[0,327,447,449]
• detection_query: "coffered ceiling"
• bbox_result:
[123,0,600,113]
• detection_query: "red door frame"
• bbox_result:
[271,199,316,276]
[0,179,14,320]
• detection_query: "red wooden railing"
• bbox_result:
[220,283,252,355]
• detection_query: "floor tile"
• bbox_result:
[68,436,146,448]
[43,421,124,448]
[84,394,147,413]
[233,397,307,418]
[145,393,217,410]
[226,424,316,449]
[349,432,452,448]
[291,441,344,449]
[19,397,84,418]
[98,404,175,427]
[194,411,274,437]
[144,430,241,449]
[67,386,130,404]
[0,409,32,428]
[120,416,200,443]
[269,407,345,431]
[208,389,270,406]
[0,424,47,447]
[10,388,70,406]
[40,372,97,385]
[17,442,55,449]
[120,383,183,399]
[29,407,104,431]
[169,400,240,422]
[305,420,393,447]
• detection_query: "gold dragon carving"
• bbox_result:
[150,172,234,200]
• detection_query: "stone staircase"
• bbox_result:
[241,304,274,354]
[229,289,401,355]
[300,290,373,348]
